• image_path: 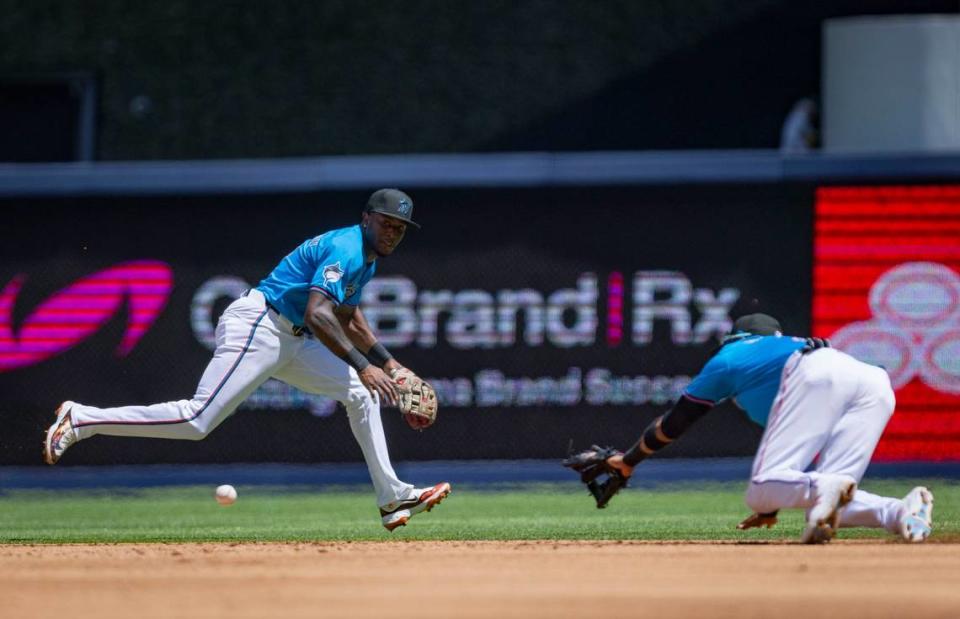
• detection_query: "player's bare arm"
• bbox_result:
[335,305,403,374]
[563,395,714,508]
[335,304,438,431]
[305,291,398,404]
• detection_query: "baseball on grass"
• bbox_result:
[215,484,237,506]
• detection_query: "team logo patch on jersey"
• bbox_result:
[345,283,358,298]
[322,262,344,285]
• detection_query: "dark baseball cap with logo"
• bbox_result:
[733,313,782,335]
[364,188,420,229]
[720,313,782,345]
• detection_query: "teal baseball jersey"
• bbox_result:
[684,334,808,427]
[257,225,376,326]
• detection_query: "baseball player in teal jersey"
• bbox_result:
[44,189,450,531]
[572,314,934,543]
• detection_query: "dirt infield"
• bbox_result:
[2,541,958,619]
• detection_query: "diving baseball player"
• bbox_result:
[564,313,934,543]
[44,188,448,531]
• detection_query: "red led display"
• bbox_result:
[814,186,960,461]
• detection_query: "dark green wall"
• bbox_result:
[1,1,955,159]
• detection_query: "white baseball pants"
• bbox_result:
[69,289,414,508]
[745,348,904,533]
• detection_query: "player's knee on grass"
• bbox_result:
[744,481,780,516]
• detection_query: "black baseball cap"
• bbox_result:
[723,314,783,341]
[364,188,420,229]
[721,313,782,345]
[732,313,782,335]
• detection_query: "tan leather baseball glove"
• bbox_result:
[390,367,438,430]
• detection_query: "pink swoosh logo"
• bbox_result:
[0,260,173,372]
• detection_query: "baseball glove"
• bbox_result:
[390,367,438,430]
[562,445,628,509]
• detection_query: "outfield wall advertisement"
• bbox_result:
[813,186,960,461]
[2,185,957,464]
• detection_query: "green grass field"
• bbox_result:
[1,480,957,544]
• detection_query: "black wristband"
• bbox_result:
[344,347,370,372]
[366,341,394,368]
[621,415,672,466]
[622,441,648,467]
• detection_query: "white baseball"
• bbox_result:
[215,484,237,506]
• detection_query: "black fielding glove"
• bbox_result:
[562,445,629,508]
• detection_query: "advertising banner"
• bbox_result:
[3,185,811,464]
[814,185,960,461]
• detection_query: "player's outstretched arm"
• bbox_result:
[605,453,634,478]
[305,292,397,404]
[620,395,714,467]
[335,306,404,374]
[336,305,377,355]
[333,305,437,430]
[561,401,712,509]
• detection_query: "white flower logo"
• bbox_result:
[831,262,960,394]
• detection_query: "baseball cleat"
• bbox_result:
[380,482,452,532]
[801,475,857,544]
[899,486,934,543]
[43,401,79,465]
